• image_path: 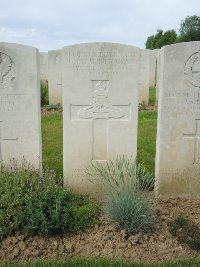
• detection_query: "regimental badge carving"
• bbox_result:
[184,51,200,88]
[78,80,125,119]
[0,52,16,89]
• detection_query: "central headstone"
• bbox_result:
[62,43,140,195]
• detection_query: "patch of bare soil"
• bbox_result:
[41,107,63,115]
[146,103,157,111]
[0,198,200,264]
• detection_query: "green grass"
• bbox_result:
[137,111,157,174]
[41,111,157,176]
[1,257,200,267]
[42,114,63,176]
[149,86,156,105]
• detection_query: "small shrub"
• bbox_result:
[46,104,61,111]
[105,188,154,234]
[138,101,147,111]
[41,80,49,106]
[169,214,200,250]
[0,162,98,240]
[86,156,155,235]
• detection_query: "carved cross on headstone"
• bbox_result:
[70,80,131,160]
[0,121,18,162]
[183,119,200,164]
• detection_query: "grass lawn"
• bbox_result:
[1,257,200,267]
[42,111,157,176]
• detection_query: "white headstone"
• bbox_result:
[62,43,140,195]
[40,52,48,81]
[0,42,41,169]
[155,49,161,103]
[48,49,62,105]
[138,49,150,105]
[149,49,158,87]
[155,41,200,198]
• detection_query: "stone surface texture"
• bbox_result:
[155,41,200,198]
[138,49,150,104]
[0,42,42,169]
[48,49,62,105]
[40,52,48,81]
[149,49,158,87]
[62,42,140,195]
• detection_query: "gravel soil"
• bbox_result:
[1,198,200,264]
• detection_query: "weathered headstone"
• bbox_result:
[48,49,62,105]
[149,49,158,87]
[0,42,42,169]
[155,49,161,103]
[40,52,48,82]
[62,43,140,195]
[155,42,200,198]
[138,49,150,105]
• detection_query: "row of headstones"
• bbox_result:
[40,46,159,106]
[0,41,200,199]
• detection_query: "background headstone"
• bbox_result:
[149,49,158,88]
[138,49,150,105]
[155,41,200,198]
[40,52,48,82]
[0,42,42,169]
[62,43,140,196]
[48,49,62,105]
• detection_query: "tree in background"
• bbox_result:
[145,14,200,49]
[145,29,178,49]
[179,15,200,42]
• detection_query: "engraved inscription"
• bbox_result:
[184,50,200,88]
[70,80,131,160]
[0,52,16,89]
[183,119,200,164]
[0,121,18,162]
[0,94,29,112]
[64,49,137,75]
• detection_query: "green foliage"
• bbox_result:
[145,15,200,48]
[149,86,156,105]
[86,156,155,235]
[41,81,49,106]
[46,104,62,111]
[169,214,200,251]
[145,29,178,49]
[138,101,147,111]
[105,188,154,235]
[179,15,200,42]
[0,163,98,240]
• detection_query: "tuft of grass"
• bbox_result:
[41,80,49,106]
[86,156,155,235]
[0,163,98,240]
[45,104,62,111]
[169,214,200,251]
[138,101,147,111]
